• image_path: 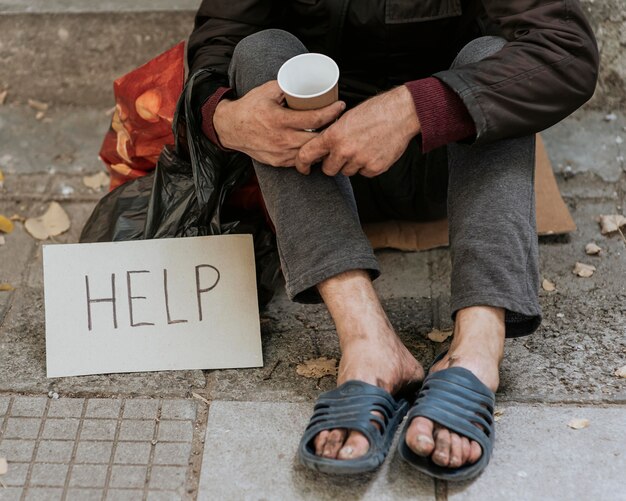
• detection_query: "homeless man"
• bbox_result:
[187,0,598,479]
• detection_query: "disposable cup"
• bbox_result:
[277,53,339,110]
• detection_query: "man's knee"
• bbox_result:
[451,36,506,69]
[229,29,307,95]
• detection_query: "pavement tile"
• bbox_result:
[147,492,181,501]
[74,441,114,464]
[160,400,196,421]
[198,401,435,500]
[2,462,29,487]
[4,417,42,439]
[109,465,148,489]
[123,399,159,420]
[35,440,75,463]
[106,489,145,501]
[447,405,626,500]
[153,442,192,466]
[68,464,108,488]
[114,442,152,465]
[41,418,80,440]
[29,463,69,487]
[47,398,84,418]
[0,439,36,462]
[157,421,193,443]
[149,465,187,491]
[85,398,122,419]
[0,396,10,417]
[80,419,117,441]
[0,487,23,501]
[66,488,105,501]
[23,487,64,501]
[9,397,47,417]
[118,420,155,441]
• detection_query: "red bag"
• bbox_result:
[99,42,185,191]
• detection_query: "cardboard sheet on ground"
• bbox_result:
[43,235,262,378]
[364,135,575,251]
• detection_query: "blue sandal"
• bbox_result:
[397,356,496,481]
[299,380,411,474]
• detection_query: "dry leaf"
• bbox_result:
[0,168,4,188]
[567,418,590,430]
[573,262,596,278]
[427,329,453,343]
[191,392,211,406]
[296,357,337,379]
[28,98,49,112]
[599,214,626,235]
[9,214,25,222]
[585,242,602,255]
[35,111,45,120]
[0,284,14,292]
[494,409,505,422]
[82,172,110,191]
[542,279,556,292]
[0,215,14,233]
[0,457,7,475]
[0,235,5,245]
[24,202,70,240]
[0,90,7,105]
[614,366,626,378]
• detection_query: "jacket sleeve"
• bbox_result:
[434,0,599,145]
[186,0,280,95]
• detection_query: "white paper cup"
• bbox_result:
[277,53,339,110]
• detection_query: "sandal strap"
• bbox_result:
[407,367,495,453]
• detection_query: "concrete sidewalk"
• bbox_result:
[0,101,625,500]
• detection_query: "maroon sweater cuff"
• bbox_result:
[404,77,476,153]
[201,86,234,149]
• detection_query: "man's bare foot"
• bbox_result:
[313,270,424,461]
[404,306,505,469]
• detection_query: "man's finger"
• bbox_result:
[321,152,347,177]
[282,101,345,130]
[296,135,330,172]
[341,162,362,177]
[286,130,319,149]
[260,80,285,102]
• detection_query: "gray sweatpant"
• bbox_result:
[228,29,541,337]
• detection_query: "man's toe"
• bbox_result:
[321,429,347,458]
[448,433,463,468]
[432,427,451,466]
[406,417,435,456]
[468,440,482,464]
[337,430,370,459]
[314,430,329,456]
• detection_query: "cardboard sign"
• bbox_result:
[43,235,263,378]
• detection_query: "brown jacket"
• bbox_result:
[187,0,599,145]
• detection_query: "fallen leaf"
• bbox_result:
[542,279,556,292]
[9,214,26,223]
[0,168,4,188]
[0,215,14,233]
[585,242,602,255]
[35,111,45,120]
[28,98,49,112]
[427,329,453,343]
[0,235,5,245]
[573,262,596,278]
[82,171,110,191]
[614,366,626,378]
[494,409,505,422]
[296,357,337,379]
[599,214,626,235]
[0,284,14,292]
[0,90,7,105]
[0,457,7,475]
[567,418,590,430]
[24,202,70,240]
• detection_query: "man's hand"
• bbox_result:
[295,86,421,176]
[213,81,346,167]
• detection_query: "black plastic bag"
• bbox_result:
[80,69,281,307]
